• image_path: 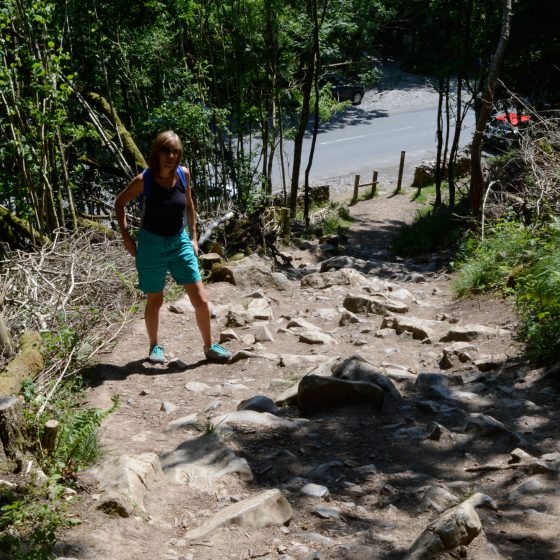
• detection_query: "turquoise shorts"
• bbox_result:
[135,229,201,293]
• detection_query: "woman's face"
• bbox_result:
[158,142,181,172]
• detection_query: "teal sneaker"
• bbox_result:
[204,343,232,363]
[148,344,165,364]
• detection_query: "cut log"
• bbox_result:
[0,205,50,247]
[0,331,44,396]
[41,419,59,454]
[0,396,24,462]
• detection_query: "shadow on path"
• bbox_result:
[82,358,208,387]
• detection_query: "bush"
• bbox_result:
[453,219,560,364]
[516,224,560,362]
[452,221,537,297]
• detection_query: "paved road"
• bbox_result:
[269,103,475,192]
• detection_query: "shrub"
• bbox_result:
[516,225,560,362]
[452,221,537,297]
[453,219,560,364]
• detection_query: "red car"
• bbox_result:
[494,111,531,126]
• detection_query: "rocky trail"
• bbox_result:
[57,189,560,560]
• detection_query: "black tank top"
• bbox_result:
[141,176,186,237]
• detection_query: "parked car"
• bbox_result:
[493,110,531,126]
[323,73,365,105]
[483,108,531,152]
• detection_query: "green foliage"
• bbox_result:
[0,484,78,560]
[321,204,354,236]
[391,205,464,256]
[22,378,119,481]
[453,219,560,363]
[412,184,438,204]
[452,222,537,297]
[48,395,120,477]
[516,223,560,363]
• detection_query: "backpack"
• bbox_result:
[138,166,188,210]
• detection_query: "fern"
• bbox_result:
[54,395,119,470]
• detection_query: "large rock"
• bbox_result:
[320,255,366,272]
[286,317,321,331]
[301,268,369,289]
[332,355,401,399]
[299,330,337,345]
[271,272,293,291]
[237,395,280,414]
[416,374,493,410]
[226,298,274,327]
[343,293,409,315]
[464,413,526,444]
[297,374,384,414]
[440,342,477,369]
[161,434,253,487]
[279,354,332,368]
[411,156,470,189]
[440,324,510,342]
[93,453,162,517]
[404,493,497,559]
[212,410,308,430]
[186,489,292,539]
[381,315,440,341]
[210,254,277,289]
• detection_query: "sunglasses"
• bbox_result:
[160,146,180,156]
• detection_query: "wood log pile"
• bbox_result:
[0,228,140,386]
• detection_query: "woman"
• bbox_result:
[115,130,232,364]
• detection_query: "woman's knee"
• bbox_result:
[184,284,209,309]
[146,292,164,308]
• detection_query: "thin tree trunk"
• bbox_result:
[434,78,444,206]
[448,76,464,209]
[471,0,512,219]
[304,0,321,229]
[289,8,315,217]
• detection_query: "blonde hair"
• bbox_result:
[148,130,183,173]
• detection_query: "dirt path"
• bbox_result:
[58,188,560,560]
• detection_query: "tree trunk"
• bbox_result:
[0,331,44,397]
[303,0,322,229]
[434,78,444,206]
[289,4,316,218]
[470,0,512,219]
[448,76,464,210]
[0,396,24,464]
[85,91,147,171]
[0,205,51,247]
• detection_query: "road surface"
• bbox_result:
[269,101,475,195]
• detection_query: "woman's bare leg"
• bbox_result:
[145,291,164,348]
[183,281,212,348]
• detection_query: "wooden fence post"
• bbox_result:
[395,151,406,194]
[370,170,378,198]
[351,174,360,204]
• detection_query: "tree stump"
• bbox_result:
[0,396,24,464]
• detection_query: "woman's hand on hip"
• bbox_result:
[191,239,199,256]
[123,235,137,257]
